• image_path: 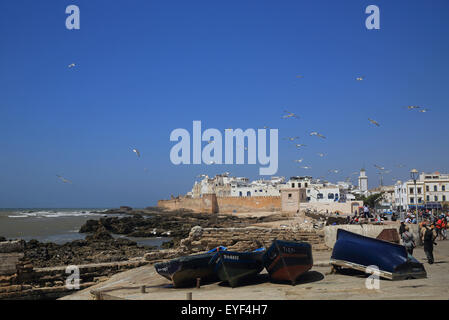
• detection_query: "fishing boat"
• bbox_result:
[154,246,226,288]
[209,248,266,288]
[330,229,426,280]
[263,240,313,285]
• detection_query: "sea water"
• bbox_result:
[0,208,171,247]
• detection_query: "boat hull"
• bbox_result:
[331,229,426,280]
[154,251,219,288]
[263,240,313,285]
[211,250,265,288]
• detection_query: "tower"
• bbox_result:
[358,168,368,194]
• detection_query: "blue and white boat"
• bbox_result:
[330,229,426,280]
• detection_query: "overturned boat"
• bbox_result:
[209,248,266,288]
[154,246,226,288]
[330,229,426,280]
[263,240,313,285]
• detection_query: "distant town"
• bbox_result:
[176,170,449,214]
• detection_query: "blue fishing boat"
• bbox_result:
[154,246,227,288]
[209,248,266,288]
[330,229,426,280]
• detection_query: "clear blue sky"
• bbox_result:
[1,0,448,208]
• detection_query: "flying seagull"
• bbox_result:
[374,164,385,170]
[56,175,72,184]
[295,144,307,149]
[282,110,300,119]
[317,153,326,157]
[328,169,340,174]
[293,158,304,163]
[301,166,312,170]
[368,118,380,127]
[406,106,420,110]
[68,63,76,68]
[356,76,365,81]
[283,136,299,141]
[418,108,429,113]
[310,132,326,139]
[296,75,304,79]
[132,148,140,158]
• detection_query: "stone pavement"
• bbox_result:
[61,240,449,300]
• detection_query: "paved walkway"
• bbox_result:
[61,240,449,300]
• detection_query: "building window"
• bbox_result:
[247,191,251,197]
[288,193,292,199]
[410,197,414,204]
[427,195,430,201]
[239,191,242,197]
[418,198,422,203]
[317,193,323,199]
[417,187,422,194]
[298,183,302,188]
[443,195,446,201]
[410,188,414,194]
[434,196,438,202]
[426,186,430,192]
[306,197,311,201]
[434,186,438,192]
[292,183,295,188]
[442,185,446,191]
[328,193,334,199]
[305,183,308,188]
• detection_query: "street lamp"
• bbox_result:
[410,169,419,224]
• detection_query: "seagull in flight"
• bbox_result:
[406,106,421,110]
[301,166,312,170]
[418,108,429,113]
[293,158,304,163]
[374,164,385,170]
[317,153,326,157]
[368,118,380,127]
[68,63,76,68]
[328,169,340,174]
[132,148,140,158]
[296,75,304,79]
[283,136,299,141]
[282,110,300,119]
[56,175,72,184]
[295,144,307,149]
[310,132,326,139]
[356,76,365,81]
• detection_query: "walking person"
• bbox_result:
[421,223,437,264]
[363,205,370,220]
[399,221,406,237]
[401,226,415,256]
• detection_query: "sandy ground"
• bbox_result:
[61,240,449,300]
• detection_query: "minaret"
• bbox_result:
[358,168,368,194]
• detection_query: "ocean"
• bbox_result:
[0,208,171,247]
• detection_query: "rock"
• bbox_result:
[0,236,6,242]
[189,226,203,241]
[0,240,24,253]
[86,227,113,242]
[79,220,100,233]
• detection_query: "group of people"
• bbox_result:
[399,213,448,265]
[346,205,394,225]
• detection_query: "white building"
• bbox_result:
[394,172,449,211]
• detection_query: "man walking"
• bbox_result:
[421,223,437,264]
[401,226,415,255]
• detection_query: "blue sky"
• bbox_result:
[0,0,448,208]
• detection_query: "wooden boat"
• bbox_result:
[263,240,313,285]
[209,248,266,288]
[330,229,426,280]
[154,246,226,288]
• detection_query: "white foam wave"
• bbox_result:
[8,210,105,218]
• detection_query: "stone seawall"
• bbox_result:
[179,226,329,253]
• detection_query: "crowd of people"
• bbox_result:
[399,210,448,265]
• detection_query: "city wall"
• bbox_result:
[158,195,281,214]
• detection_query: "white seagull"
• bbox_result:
[56,175,72,184]
[282,110,300,119]
[68,63,76,68]
[368,118,380,127]
[132,148,140,158]
[310,132,326,139]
